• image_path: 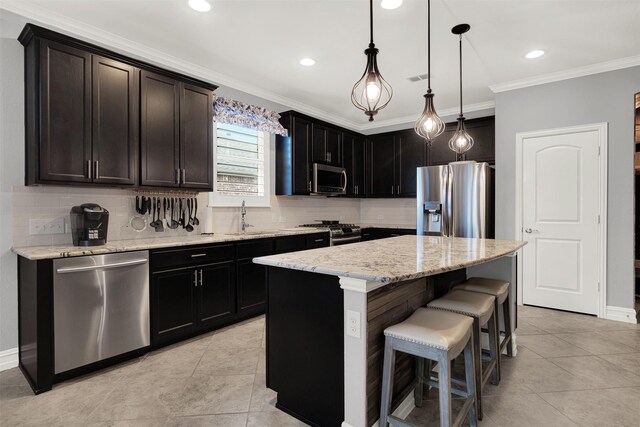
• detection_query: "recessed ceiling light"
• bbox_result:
[525,50,545,59]
[381,0,403,10]
[299,58,316,67]
[188,0,211,12]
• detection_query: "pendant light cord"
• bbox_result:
[427,0,431,91]
[458,34,463,117]
[369,0,374,46]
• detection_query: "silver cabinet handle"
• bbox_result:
[193,269,198,287]
[56,259,147,273]
[341,170,347,192]
[94,160,99,179]
[176,168,180,184]
[86,160,92,179]
[397,184,400,195]
[182,169,186,184]
[190,253,207,258]
[308,181,312,192]
[314,238,324,242]
[199,269,203,287]
[391,185,394,195]
[524,228,540,234]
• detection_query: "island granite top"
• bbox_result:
[11,228,328,260]
[253,235,526,284]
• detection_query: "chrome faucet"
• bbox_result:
[240,200,253,233]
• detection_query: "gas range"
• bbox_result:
[299,220,361,246]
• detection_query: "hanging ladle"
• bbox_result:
[185,198,194,232]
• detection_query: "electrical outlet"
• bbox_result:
[346,310,361,339]
[29,217,65,235]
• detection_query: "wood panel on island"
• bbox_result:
[19,24,216,191]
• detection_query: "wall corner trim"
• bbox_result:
[604,306,638,324]
[0,347,19,372]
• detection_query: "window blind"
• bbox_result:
[215,122,265,197]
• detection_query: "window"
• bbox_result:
[209,122,271,207]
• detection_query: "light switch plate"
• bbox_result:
[346,310,361,339]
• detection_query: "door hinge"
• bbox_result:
[597,282,601,292]
[597,214,601,224]
[598,146,601,156]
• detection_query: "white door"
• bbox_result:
[521,129,601,315]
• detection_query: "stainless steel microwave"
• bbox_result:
[311,163,347,195]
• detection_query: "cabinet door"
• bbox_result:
[237,258,267,314]
[325,128,342,166]
[462,117,495,163]
[151,268,197,343]
[396,130,425,197]
[92,56,138,185]
[39,40,91,183]
[292,117,312,194]
[367,134,396,197]
[180,83,213,190]
[312,124,327,164]
[140,70,180,187]
[198,261,235,327]
[352,135,365,196]
[343,135,355,196]
[428,125,457,166]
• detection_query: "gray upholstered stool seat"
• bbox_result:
[455,277,515,361]
[427,290,499,421]
[380,308,477,427]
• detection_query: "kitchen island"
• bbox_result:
[254,235,526,427]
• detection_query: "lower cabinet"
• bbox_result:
[151,260,235,344]
[361,227,416,241]
[237,258,268,314]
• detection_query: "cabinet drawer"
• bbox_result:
[306,233,329,249]
[236,239,274,259]
[274,235,307,254]
[151,244,234,270]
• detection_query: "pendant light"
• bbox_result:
[414,0,444,145]
[351,0,393,122]
[448,24,474,159]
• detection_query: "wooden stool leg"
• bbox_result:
[415,356,424,407]
[503,294,514,358]
[380,337,396,427]
[464,332,478,427]
[472,318,483,421]
[425,359,434,399]
[437,353,452,427]
[488,312,500,386]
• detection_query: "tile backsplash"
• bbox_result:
[11,186,365,247]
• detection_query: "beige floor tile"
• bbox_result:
[170,374,254,416]
[539,389,639,427]
[481,393,577,426]
[193,347,261,376]
[548,355,640,388]
[517,305,558,318]
[208,325,263,349]
[499,358,594,393]
[604,330,640,350]
[597,386,640,415]
[517,334,590,357]
[247,410,308,426]
[522,315,594,334]
[407,397,487,426]
[514,319,546,336]
[509,344,543,359]
[597,352,640,374]
[249,372,278,412]
[165,413,248,427]
[553,332,637,355]
[482,378,536,396]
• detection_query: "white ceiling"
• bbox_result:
[2,0,640,132]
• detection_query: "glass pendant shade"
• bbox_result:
[448,117,474,154]
[414,91,445,144]
[351,46,393,122]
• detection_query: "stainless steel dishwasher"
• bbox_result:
[53,251,150,374]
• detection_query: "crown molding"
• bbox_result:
[0,1,365,131]
[362,100,496,132]
[489,55,640,93]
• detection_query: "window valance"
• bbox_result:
[213,96,288,137]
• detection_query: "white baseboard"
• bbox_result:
[0,347,18,372]
[605,306,638,324]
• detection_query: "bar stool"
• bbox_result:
[427,290,499,420]
[455,277,513,359]
[380,308,477,427]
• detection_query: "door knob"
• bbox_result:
[524,228,539,234]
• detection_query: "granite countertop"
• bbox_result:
[254,235,526,284]
[12,228,328,260]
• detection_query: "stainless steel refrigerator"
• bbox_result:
[416,161,494,238]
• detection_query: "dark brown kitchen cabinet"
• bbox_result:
[236,239,274,316]
[276,114,312,195]
[151,267,197,342]
[27,39,138,186]
[20,24,217,190]
[343,133,365,196]
[198,261,235,328]
[141,73,214,190]
[428,116,495,165]
[366,130,426,197]
[312,124,342,165]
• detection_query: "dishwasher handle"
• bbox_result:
[56,258,148,274]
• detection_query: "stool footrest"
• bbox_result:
[387,414,415,427]
[425,379,471,399]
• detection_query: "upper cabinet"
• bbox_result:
[276,113,312,195]
[343,133,365,196]
[312,124,342,166]
[428,117,495,165]
[20,24,216,190]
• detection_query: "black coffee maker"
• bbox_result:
[70,204,109,246]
